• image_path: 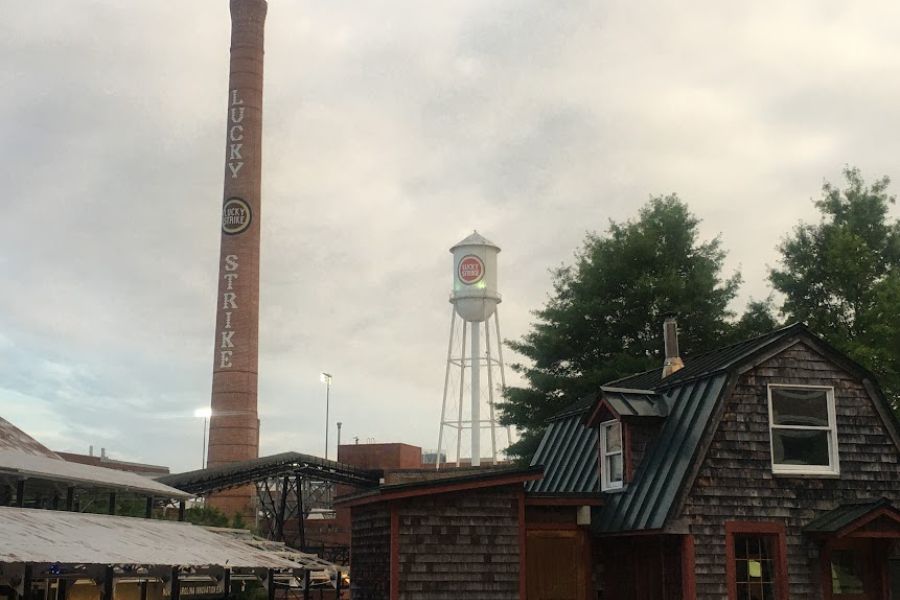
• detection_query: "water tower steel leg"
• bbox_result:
[471,320,481,467]
[436,308,457,470]
[484,314,498,464]
[494,307,514,447]
[456,321,467,466]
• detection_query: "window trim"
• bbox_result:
[725,521,789,600]
[766,384,840,476]
[599,419,624,491]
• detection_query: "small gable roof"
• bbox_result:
[804,498,900,538]
[586,387,667,426]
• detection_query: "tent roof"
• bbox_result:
[0,506,298,569]
[0,417,60,459]
[0,450,191,499]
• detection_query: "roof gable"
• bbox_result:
[805,498,900,538]
[586,388,667,426]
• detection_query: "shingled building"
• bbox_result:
[534,321,900,599]
[343,322,900,599]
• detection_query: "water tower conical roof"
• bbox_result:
[450,230,500,252]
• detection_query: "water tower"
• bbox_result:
[436,231,512,467]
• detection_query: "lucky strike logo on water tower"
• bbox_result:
[458,255,485,285]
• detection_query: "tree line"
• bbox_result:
[498,167,900,461]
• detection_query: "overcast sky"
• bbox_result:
[2,1,900,473]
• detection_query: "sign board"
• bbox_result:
[458,255,485,285]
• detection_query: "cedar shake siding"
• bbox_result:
[626,421,661,481]
[351,505,391,600]
[397,486,521,600]
[680,341,900,599]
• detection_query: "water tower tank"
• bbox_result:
[450,231,501,322]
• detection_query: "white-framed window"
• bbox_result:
[767,384,840,475]
[599,420,624,491]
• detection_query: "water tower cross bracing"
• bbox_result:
[436,231,512,468]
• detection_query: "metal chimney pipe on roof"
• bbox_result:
[662,315,685,377]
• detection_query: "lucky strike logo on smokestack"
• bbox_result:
[222,197,251,235]
[458,255,485,285]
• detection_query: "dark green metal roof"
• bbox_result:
[533,321,886,531]
[549,395,598,423]
[527,404,600,496]
[531,325,805,505]
[600,387,667,418]
[608,323,807,391]
[595,374,728,532]
[804,498,898,534]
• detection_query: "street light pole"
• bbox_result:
[202,416,207,468]
[321,372,333,460]
[194,408,212,470]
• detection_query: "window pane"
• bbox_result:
[735,536,748,559]
[771,387,829,426]
[748,582,766,600]
[736,558,748,582]
[772,429,830,466]
[605,422,622,453]
[607,453,623,483]
[733,535,777,600]
[831,549,865,594]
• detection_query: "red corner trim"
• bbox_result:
[623,423,634,483]
[681,533,696,600]
[585,397,620,428]
[518,488,526,600]
[336,471,542,508]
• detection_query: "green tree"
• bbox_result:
[499,195,748,461]
[184,505,230,527]
[770,166,900,404]
[231,512,248,530]
[728,297,781,342]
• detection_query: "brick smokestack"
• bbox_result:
[206,0,267,517]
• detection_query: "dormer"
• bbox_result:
[585,387,668,491]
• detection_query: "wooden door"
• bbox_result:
[526,529,589,600]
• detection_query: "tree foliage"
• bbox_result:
[498,195,767,461]
[184,505,230,527]
[770,167,900,404]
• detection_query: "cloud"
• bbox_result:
[2,0,899,472]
